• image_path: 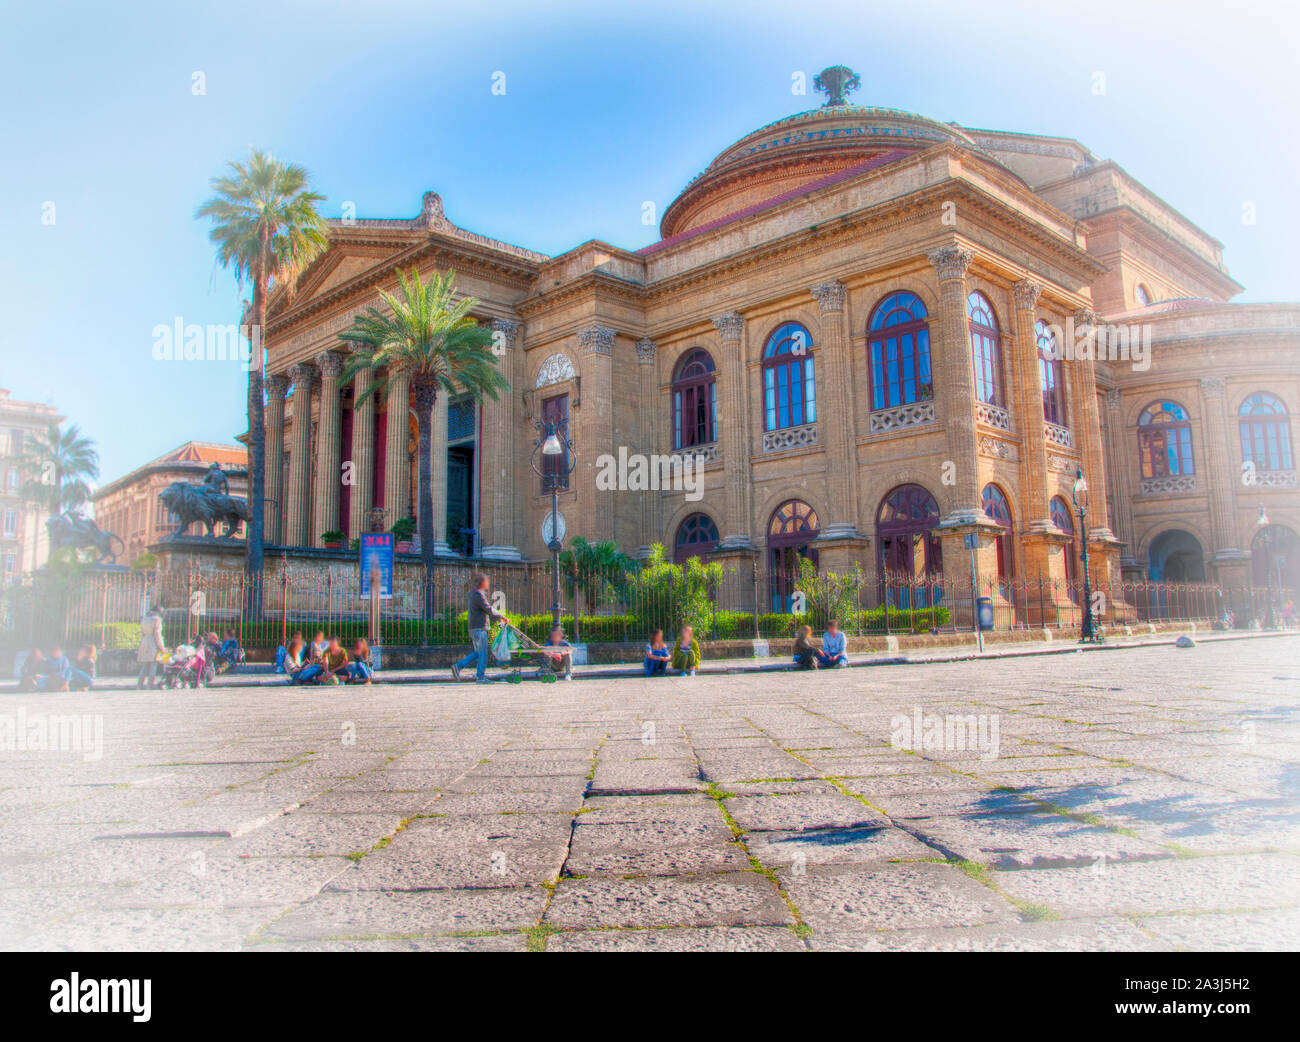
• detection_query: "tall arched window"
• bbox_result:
[672,349,717,449]
[673,513,719,562]
[1050,495,1078,591]
[876,485,943,607]
[767,499,819,611]
[981,483,1014,581]
[1036,319,1066,426]
[967,292,1003,407]
[1138,401,1195,479]
[867,292,931,410]
[1238,393,1293,474]
[762,323,815,431]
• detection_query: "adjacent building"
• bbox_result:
[0,388,62,577]
[258,67,1300,620]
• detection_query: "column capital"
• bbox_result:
[577,324,616,356]
[635,337,657,364]
[712,311,744,341]
[1013,279,1043,311]
[809,281,846,313]
[1072,307,1096,335]
[488,317,520,351]
[265,372,290,397]
[1200,376,1226,400]
[315,349,346,378]
[1104,388,1123,411]
[926,244,974,281]
[287,361,316,387]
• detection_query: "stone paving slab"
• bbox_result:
[2,635,1298,951]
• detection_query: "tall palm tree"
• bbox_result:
[195,150,329,586]
[340,268,508,614]
[18,421,99,517]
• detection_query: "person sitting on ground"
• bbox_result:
[537,625,573,681]
[18,648,45,692]
[670,625,701,677]
[218,628,245,672]
[73,644,98,688]
[643,629,671,677]
[346,638,375,684]
[296,635,352,686]
[281,637,307,679]
[43,645,89,691]
[816,620,848,669]
[793,625,820,670]
[308,631,328,663]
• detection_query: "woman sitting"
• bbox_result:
[346,638,375,684]
[670,625,701,677]
[280,637,307,680]
[73,645,98,689]
[643,629,671,676]
[793,625,819,670]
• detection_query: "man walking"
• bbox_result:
[452,574,508,683]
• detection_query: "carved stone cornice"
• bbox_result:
[712,311,744,341]
[577,324,616,356]
[1199,377,1226,400]
[809,281,846,313]
[926,244,974,281]
[1013,279,1042,312]
[488,317,520,351]
[636,337,657,365]
[315,350,346,379]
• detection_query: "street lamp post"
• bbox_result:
[530,418,576,630]
[1072,467,1096,644]
[1257,505,1277,630]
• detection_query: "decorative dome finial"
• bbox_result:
[814,65,860,107]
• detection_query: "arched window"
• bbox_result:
[981,483,1014,581]
[1238,393,1293,474]
[672,349,717,449]
[876,485,943,606]
[1135,283,1152,307]
[1036,319,1066,426]
[762,323,815,431]
[1050,495,1078,590]
[867,292,931,410]
[673,513,719,562]
[767,499,819,611]
[967,292,1003,407]
[1138,401,1195,479]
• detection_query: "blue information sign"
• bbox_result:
[359,533,394,598]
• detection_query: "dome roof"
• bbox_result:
[660,72,983,239]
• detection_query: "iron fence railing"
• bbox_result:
[1,561,1293,653]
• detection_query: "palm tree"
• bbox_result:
[18,421,99,517]
[195,150,329,588]
[339,268,508,614]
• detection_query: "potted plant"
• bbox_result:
[391,516,417,554]
[321,530,346,551]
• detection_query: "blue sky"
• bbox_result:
[2,0,1297,487]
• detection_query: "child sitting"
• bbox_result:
[538,626,573,681]
[643,629,670,676]
[670,625,700,677]
[72,645,98,689]
[793,625,819,670]
[218,629,246,673]
[816,620,848,668]
[346,638,375,684]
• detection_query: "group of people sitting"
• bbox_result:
[276,631,375,685]
[642,625,702,677]
[792,621,850,670]
[18,644,97,691]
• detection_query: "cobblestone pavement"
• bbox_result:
[2,637,1297,952]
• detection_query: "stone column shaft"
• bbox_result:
[927,246,982,522]
[311,350,345,545]
[713,311,753,548]
[383,371,412,528]
[1070,309,1112,533]
[577,324,616,544]
[430,391,450,553]
[264,373,288,544]
[636,338,660,553]
[1199,377,1239,555]
[347,357,377,537]
[284,363,315,547]
[1011,281,1051,527]
[810,281,860,537]
[1104,389,1138,566]
[479,318,522,559]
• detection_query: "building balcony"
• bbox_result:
[975,402,1013,432]
[1251,468,1298,488]
[868,401,936,434]
[761,422,818,453]
[669,441,720,465]
[1140,473,1197,495]
[1043,422,1073,448]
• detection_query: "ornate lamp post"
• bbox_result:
[530,418,576,630]
[1072,467,1096,643]
[1257,504,1277,630]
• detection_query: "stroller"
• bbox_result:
[160,642,214,689]
[490,623,565,684]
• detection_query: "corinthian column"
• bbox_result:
[927,245,982,523]
[311,350,345,546]
[712,311,753,548]
[809,281,860,538]
[264,372,288,544]
[430,391,450,554]
[1199,377,1240,558]
[383,371,412,530]
[284,362,315,547]
[347,350,376,538]
[1103,388,1138,569]
[1012,280,1051,529]
[577,324,616,543]
[636,337,660,556]
[479,318,522,560]
[1070,309,1112,536]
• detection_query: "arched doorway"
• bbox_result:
[875,484,942,607]
[767,500,819,611]
[674,512,719,563]
[1147,529,1205,583]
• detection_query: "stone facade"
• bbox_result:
[0,389,62,576]
[259,77,1300,614]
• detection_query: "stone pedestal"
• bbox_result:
[1020,526,1077,627]
[937,518,1004,629]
